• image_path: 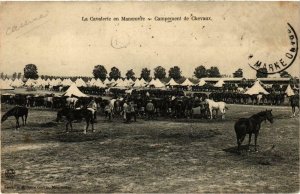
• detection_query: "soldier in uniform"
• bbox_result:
[146,100,155,120]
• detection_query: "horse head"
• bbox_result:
[1,113,9,123]
[56,109,66,122]
[265,109,274,124]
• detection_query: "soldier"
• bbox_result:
[123,101,129,122]
[130,101,137,122]
[146,100,155,120]
[87,98,97,120]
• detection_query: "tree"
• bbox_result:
[233,68,243,78]
[154,66,166,79]
[168,66,182,80]
[140,68,151,81]
[0,72,4,79]
[280,70,292,78]
[93,65,107,81]
[24,64,38,79]
[109,67,121,80]
[194,65,207,78]
[17,72,22,79]
[126,69,135,80]
[256,67,268,78]
[207,66,221,77]
[12,72,17,79]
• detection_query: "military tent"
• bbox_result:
[285,84,295,96]
[166,78,179,86]
[63,83,88,97]
[244,81,269,95]
[181,78,194,86]
[0,80,14,90]
[214,79,225,87]
[198,79,207,86]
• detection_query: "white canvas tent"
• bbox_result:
[89,78,97,86]
[181,78,194,86]
[0,80,14,90]
[148,79,165,88]
[133,78,147,87]
[63,83,88,97]
[62,78,73,86]
[166,78,179,86]
[75,78,87,87]
[285,84,295,96]
[214,79,225,87]
[245,81,269,95]
[25,78,36,87]
[198,79,207,86]
[11,78,24,87]
[93,79,106,88]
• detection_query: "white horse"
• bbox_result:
[205,99,228,119]
[66,97,78,108]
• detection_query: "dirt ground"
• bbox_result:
[1,103,299,193]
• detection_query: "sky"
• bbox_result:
[0,2,299,79]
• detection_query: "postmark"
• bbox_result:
[111,32,130,49]
[248,23,298,74]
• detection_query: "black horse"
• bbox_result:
[1,106,28,129]
[56,107,95,134]
[234,109,273,153]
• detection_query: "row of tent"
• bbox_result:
[0,77,209,88]
[52,80,297,97]
[0,77,297,96]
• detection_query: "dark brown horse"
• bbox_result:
[234,109,273,153]
[1,106,28,129]
[56,107,94,134]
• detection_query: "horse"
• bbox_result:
[290,94,299,117]
[1,106,28,129]
[234,109,273,153]
[56,107,95,134]
[66,97,78,108]
[204,99,228,119]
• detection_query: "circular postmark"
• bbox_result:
[248,23,298,74]
[111,33,130,49]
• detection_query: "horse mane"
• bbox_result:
[250,110,267,119]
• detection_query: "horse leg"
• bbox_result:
[66,122,69,133]
[21,116,25,126]
[84,119,89,134]
[91,119,95,132]
[209,108,213,120]
[237,134,246,153]
[254,132,259,152]
[25,114,28,125]
[248,133,252,151]
[15,116,20,129]
[291,106,295,117]
[70,122,73,131]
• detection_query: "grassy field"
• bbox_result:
[1,103,299,193]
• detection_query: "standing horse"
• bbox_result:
[66,97,78,108]
[234,109,273,153]
[56,107,95,134]
[290,94,299,117]
[1,106,28,129]
[205,99,228,119]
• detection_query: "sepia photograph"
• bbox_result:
[0,1,299,193]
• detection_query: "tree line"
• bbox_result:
[2,64,292,81]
